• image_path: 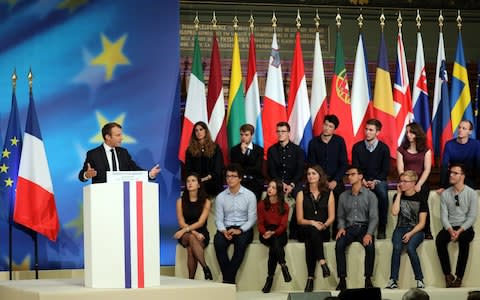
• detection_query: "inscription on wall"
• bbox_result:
[180,22,330,57]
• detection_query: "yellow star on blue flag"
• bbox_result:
[91,34,131,81]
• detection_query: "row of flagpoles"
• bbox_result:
[179,10,478,165]
[0,70,59,242]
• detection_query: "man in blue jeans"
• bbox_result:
[214,163,257,284]
[386,170,428,289]
[352,119,390,239]
[335,166,378,291]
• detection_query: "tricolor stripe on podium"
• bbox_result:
[123,181,145,288]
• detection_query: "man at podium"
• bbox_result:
[78,122,161,184]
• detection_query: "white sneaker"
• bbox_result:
[386,279,398,289]
[417,280,425,288]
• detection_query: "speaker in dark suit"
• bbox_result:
[338,287,381,300]
[79,122,160,184]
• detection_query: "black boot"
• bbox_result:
[365,276,374,288]
[336,277,347,291]
[320,263,331,278]
[304,278,314,292]
[203,266,213,280]
[262,276,274,293]
[281,264,292,282]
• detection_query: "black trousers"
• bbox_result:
[214,228,253,284]
[435,226,475,278]
[335,225,375,278]
[299,225,330,277]
[259,232,288,276]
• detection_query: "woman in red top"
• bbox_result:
[257,179,291,293]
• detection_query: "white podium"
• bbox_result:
[83,182,160,288]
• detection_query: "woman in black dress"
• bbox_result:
[296,165,335,292]
[185,121,224,196]
[174,173,213,280]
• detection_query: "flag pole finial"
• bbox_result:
[233,15,238,31]
[211,11,217,30]
[271,11,277,32]
[314,9,320,31]
[380,10,385,32]
[357,9,364,29]
[416,9,422,30]
[28,68,33,93]
[335,9,341,29]
[456,10,462,30]
[438,10,444,31]
[397,11,403,31]
[12,68,17,92]
[249,12,254,32]
[296,9,301,30]
[194,12,200,31]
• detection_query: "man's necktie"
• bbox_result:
[111,148,118,171]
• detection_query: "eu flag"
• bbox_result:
[0,92,22,222]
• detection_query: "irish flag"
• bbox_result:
[178,33,207,162]
[14,92,59,241]
[227,30,246,148]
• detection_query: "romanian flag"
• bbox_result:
[227,30,246,148]
[373,31,397,158]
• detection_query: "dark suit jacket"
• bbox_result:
[78,145,143,184]
[230,143,264,183]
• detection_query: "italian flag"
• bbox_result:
[178,33,207,163]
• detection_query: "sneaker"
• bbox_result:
[416,280,425,288]
[386,279,398,289]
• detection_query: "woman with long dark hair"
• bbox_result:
[257,179,291,293]
[397,122,432,238]
[174,173,213,280]
[185,121,224,196]
[296,165,335,292]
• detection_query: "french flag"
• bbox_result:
[287,30,312,153]
[14,92,59,242]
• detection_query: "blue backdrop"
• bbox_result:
[0,0,180,269]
